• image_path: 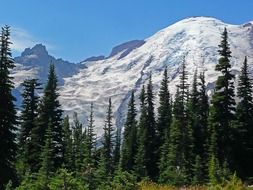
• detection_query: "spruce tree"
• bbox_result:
[102,98,114,176]
[120,91,137,172]
[164,61,193,184]
[187,70,208,183]
[17,79,41,174]
[234,56,253,178]
[72,112,84,171]
[197,72,209,160]
[207,117,221,184]
[157,67,172,159]
[164,88,188,185]
[113,127,121,172]
[34,63,63,171]
[0,25,18,188]
[208,28,235,173]
[146,74,158,179]
[85,103,96,165]
[62,115,73,171]
[37,120,54,190]
[134,85,148,179]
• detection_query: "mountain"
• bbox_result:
[11,17,253,135]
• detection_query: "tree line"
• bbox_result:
[0,25,253,189]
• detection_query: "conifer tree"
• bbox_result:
[192,72,209,183]
[208,28,235,172]
[102,98,114,176]
[120,91,137,171]
[157,67,172,158]
[165,61,193,184]
[234,56,253,178]
[197,72,209,160]
[84,103,96,165]
[62,115,73,171]
[34,63,63,171]
[158,126,171,183]
[146,74,158,179]
[72,112,84,171]
[188,70,208,183]
[17,79,41,174]
[134,85,148,179]
[0,25,18,188]
[37,120,54,190]
[207,118,221,184]
[164,88,188,185]
[113,127,121,171]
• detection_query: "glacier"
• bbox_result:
[11,17,253,135]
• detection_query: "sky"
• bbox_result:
[0,0,253,62]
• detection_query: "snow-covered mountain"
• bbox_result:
[12,17,253,135]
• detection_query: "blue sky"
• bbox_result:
[1,0,253,62]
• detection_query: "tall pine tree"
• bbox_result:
[102,98,114,176]
[146,74,158,179]
[72,112,84,171]
[157,67,172,157]
[84,103,96,165]
[17,78,41,175]
[34,63,63,171]
[62,115,73,171]
[0,25,18,188]
[208,28,235,175]
[233,56,253,178]
[135,85,148,179]
[120,91,137,172]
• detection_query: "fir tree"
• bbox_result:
[17,79,41,174]
[157,67,172,161]
[113,127,121,171]
[146,74,158,179]
[62,115,73,171]
[37,120,54,190]
[208,28,235,172]
[33,63,63,171]
[234,56,253,178]
[72,112,84,171]
[187,70,208,183]
[134,85,148,179]
[0,25,18,188]
[207,118,221,184]
[120,91,137,172]
[197,72,209,159]
[165,88,189,185]
[102,98,114,176]
[84,103,96,165]
[165,61,193,184]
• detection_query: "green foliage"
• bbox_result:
[0,25,18,189]
[84,103,96,166]
[120,91,137,171]
[157,67,172,153]
[110,170,138,190]
[134,85,148,179]
[101,98,115,175]
[208,28,235,172]
[113,127,121,171]
[233,57,253,179]
[62,115,73,171]
[192,155,205,185]
[5,181,14,190]
[17,78,41,176]
[146,74,158,179]
[33,63,63,172]
[72,112,84,171]
[49,168,87,190]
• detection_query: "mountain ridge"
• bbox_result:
[11,16,253,134]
